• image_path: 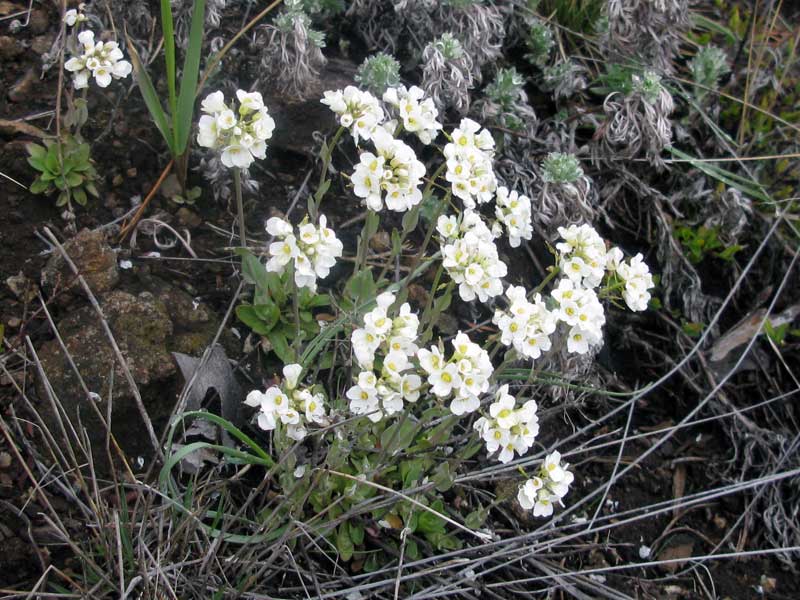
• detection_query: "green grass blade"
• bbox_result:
[160,0,178,146]
[125,33,175,155]
[176,0,207,153]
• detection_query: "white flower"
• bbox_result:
[477,385,539,463]
[444,118,497,209]
[429,363,462,397]
[556,224,607,289]
[532,494,555,517]
[264,216,343,292]
[64,30,131,90]
[350,128,426,213]
[197,90,276,170]
[494,186,533,248]
[440,211,507,304]
[321,86,384,144]
[550,279,605,354]
[283,364,302,389]
[517,477,544,510]
[543,451,566,482]
[64,7,86,27]
[519,450,574,517]
[616,253,654,312]
[383,85,442,144]
[493,286,557,361]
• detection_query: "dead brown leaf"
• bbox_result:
[658,541,694,573]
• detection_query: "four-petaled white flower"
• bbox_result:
[65,30,132,89]
[518,451,574,517]
[265,215,343,293]
[382,85,442,145]
[444,118,497,209]
[197,89,276,169]
[321,86,384,144]
[616,253,655,312]
[494,186,533,248]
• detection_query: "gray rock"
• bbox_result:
[42,228,119,297]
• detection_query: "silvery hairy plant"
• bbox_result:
[534,152,595,239]
[690,45,730,102]
[473,67,537,133]
[597,70,675,167]
[422,33,475,114]
[541,60,589,100]
[604,0,689,73]
[355,52,402,96]
[254,0,327,100]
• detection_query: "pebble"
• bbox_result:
[0,35,22,61]
[176,207,202,228]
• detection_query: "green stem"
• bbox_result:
[233,167,246,247]
[530,266,560,297]
[291,264,302,355]
[313,126,346,221]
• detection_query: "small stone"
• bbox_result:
[176,207,202,228]
[41,229,119,296]
[159,173,182,200]
[8,68,37,103]
[126,167,137,178]
[28,8,48,34]
[112,174,124,187]
[0,35,22,61]
[5,317,21,329]
[5,272,36,302]
[30,33,55,55]
[369,231,391,252]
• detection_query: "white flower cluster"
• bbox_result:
[473,385,539,463]
[444,118,498,209]
[197,90,276,169]
[265,215,343,292]
[64,5,87,27]
[351,128,426,212]
[347,292,422,422]
[556,224,607,288]
[551,278,606,354]
[65,31,132,90]
[244,364,326,441]
[418,332,493,416]
[321,86,384,144]
[608,250,654,312]
[438,211,507,303]
[492,285,557,360]
[494,186,533,248]
[383,85,442,145]
[518,451,574,517]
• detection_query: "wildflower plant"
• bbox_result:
[64,30,132,89]
[422,33,475,114]
[690,45,730,102]
[162,80,659,574]
[355,52,402,95]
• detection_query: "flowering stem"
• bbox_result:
[312,126,346,221]
[530,266,560,297]
[285,263,302,355]
[233,166,246,248]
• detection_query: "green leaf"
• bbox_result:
[349,521,365,546]
[416,500,446,536]
[402,204,420,232]
[336,523,354,561]
[26,143,47,162]
[346,269,376,304]
[399,458,425,489]
[29,178,50,194]
[44,149,59,173]
[253,302,281,331]
[160,0,178,139]
[239,249,270,290]
[73,187,88,206]
[236,305,274,335]
[65,171,83,187]
[716,244,743,261]
[381,420,421,456]
[431,461,454,492]
[56,191,70,207]
[175,0,206,153]
[267,330,294,363]
[465,507,488,529]
[126,34,175,155]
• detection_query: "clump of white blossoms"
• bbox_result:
[321,86,384,144]
[556,224,608,288]
[473,385,539,463]
[494,186,533,248]
[347,292,422,422]
[197,90,276,169]
[63,4,87,27]
[265,215,343,292]
[244,364,326,442]
[64,31,132,90]
[493,285,557,360]
[551,278,606,355]
[417,332,494,416]
[444,118,497,209]
[438,211,507,303]
[607,250,655,312]
[350,128,426,212]
[382,85,442,145]
[518,451,574,517]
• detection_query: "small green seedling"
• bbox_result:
[27,136,99,208]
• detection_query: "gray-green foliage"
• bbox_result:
[355,52,401,95]
[525,18,553,67]
[541,152,583,184]
[633,70,667,105]
[690,45,729,101]
[480,67,535,130]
